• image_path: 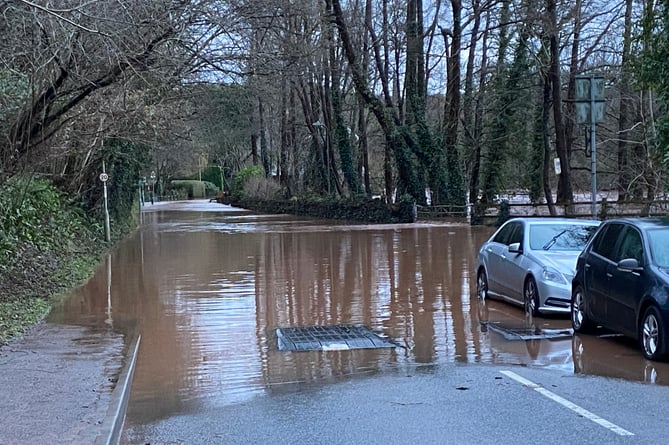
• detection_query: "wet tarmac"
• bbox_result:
[43,200,669,439]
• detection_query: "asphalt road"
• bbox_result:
[2,317,667,445]
[121,363,669,445]
[0,322,125,445]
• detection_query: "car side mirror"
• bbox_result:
[617,258,642,272]
[508,242,522,254]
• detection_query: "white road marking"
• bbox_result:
[500,370,634,437]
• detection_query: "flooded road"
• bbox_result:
[47,200,669,435]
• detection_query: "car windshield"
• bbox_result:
[529,224,598,251]
[647,228,669,268]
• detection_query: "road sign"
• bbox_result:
[99,173,109,182]
[576,102,605,124]
[575,75,605,124]
[575,76,605,101]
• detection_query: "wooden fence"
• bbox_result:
[416,199,669,225]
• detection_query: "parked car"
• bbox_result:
[571,217,669,361]
[476,217,600,316]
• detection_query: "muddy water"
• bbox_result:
[48,200,669,426]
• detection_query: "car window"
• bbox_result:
[492,222,517,245]
[508,223,524,245]
[591,223,624,261]
[648,228,669,268]
[529,224,598,251]
[615,227,643,264]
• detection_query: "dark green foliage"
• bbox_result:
[393,126,427,205]
[0,176,99,264]
[334,110,362,196]
[303,137,329,195]
[199,166,226,190]
[414,120,443,203]
[0,177,108,342]
[481,23,534,202]
[444,138,466,206]
[76,138,151,239]
[527,99,545,204]
[0,298,49,343]
[170,180,216,198]
[234,196,415,223]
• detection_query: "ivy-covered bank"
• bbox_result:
[216,165,418,223]
[229,196,417,223]
[0,177,135,344]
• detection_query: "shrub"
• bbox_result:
[169,179,217,198]
[243,175,281,199]
[231,165,264,199]
[0,176,98,265]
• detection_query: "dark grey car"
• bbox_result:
[571,217,669,361]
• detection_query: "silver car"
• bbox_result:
[476,217,600,316]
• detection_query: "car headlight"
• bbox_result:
[542,266,567,284]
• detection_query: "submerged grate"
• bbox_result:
[487,324,573,341]
[276,324,397,352]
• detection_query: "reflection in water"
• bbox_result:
[46,200,669,429]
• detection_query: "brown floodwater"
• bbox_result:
[47,200,669,426]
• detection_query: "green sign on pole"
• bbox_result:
[574,75,605,217]
[575,76,605,124]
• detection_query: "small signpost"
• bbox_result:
[138,177,146,207]
[150,171,156,204]
[575,75,605,217]
[100,162,111,242]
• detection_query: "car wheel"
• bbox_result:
[640,306,667,361]
[571,285,594,334]
[524,276,540,317]
[477,269,488,300]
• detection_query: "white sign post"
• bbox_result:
[100,162,111,242]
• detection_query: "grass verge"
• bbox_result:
[0,177,134,344]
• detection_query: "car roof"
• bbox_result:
[504,217,600,226]
[600,217,669,230]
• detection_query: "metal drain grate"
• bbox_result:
[487,324,573,341]
[276,324,397,352]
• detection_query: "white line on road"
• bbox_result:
[500,370,634,437]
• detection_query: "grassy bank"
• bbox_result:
[0,177,131,344]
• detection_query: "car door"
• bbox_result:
[497,222,526,302]
[583,223,625,322]
[484,221,521,297]
[605,225,645,336]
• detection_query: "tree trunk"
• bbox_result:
[617,0,633,202]
[259,98,270,175]
[440,0,466,206]
[463,0,482,204]
[542,73,557,216]
[470,10,490,208]
[564,0,581,169]
[480,0,510,204]
[332,0,425,203]
[547,0,573,205]
[327,0,359,196]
